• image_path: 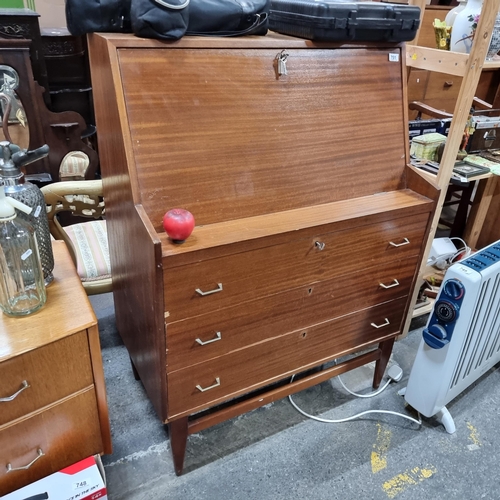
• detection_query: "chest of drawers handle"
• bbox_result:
[195,331,222,346]
[389,238,410,247]
[371,318,390,329]
[6,448,45,473]
[195,283,223,296]
[379,279,400,289]
[315,241,326,251]
[0,380,29,403]
[196,377,221,392]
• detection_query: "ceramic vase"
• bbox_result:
[445,0,468,29]
[486,11,500,60]
[450,0,483,54]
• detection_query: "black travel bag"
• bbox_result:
[66,0,132,37]
[269,0,420,42]
[66,0,269,39]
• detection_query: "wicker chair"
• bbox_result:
[41,180,112,295]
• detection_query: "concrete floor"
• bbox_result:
[90,293,500,500]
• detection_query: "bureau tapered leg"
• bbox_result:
[169,417,189,475]
[373,338,395,389]
[129,357,141,381]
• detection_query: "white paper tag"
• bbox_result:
[34,205,41,217]
[21,249,32,261]
[389,53,400,62]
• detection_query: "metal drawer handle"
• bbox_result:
[371,318,390,329]
[196,377,221,392]
[379,279,400,289]
[389,238,410,247]
[195,283,223,296]
[0,380,29,402]
[6,448,45,473]
[315,241,326,251]
[196,331,222,345]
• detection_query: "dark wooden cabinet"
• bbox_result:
[0,8,50,105]
[41,28,95,126]
[88,33,439,475]
[0,40,98,180]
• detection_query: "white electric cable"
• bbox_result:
[337,374,391,398]
[430,237,471,270]
[449,237,471,264]
[449,237,469,252]
[288,373,422,426]
[288,394,422,425]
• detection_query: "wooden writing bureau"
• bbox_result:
[88,33,439,475]
[0,241,111,496]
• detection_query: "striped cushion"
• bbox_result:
[64,220,111,282]
[59,151,90,180]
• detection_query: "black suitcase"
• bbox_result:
[269,0,420,42]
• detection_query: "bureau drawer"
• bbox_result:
[164,213,428,321]
[0,331,93,426]
[167,297,407,417]
[0,388,103,496]
[166,257,419,371]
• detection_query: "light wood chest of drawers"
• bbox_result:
[0,242,111,496]
[88,33,439,475]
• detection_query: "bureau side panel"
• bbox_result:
[88,34,167,421]
[405,165,440,203]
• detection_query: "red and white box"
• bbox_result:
[3,456,107,500]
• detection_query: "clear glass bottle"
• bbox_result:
[0,141,54,286]
[0,186,46,316]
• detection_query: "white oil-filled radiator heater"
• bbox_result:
[404,239,500,433]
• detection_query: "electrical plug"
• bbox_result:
[388,364,403,382]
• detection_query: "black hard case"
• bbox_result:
[269,0,420,42]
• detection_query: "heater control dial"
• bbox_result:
[423,324,450,349]
[435,300,458,323]
[443,279,465,300]
[427,324,447,340]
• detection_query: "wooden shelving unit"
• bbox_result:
[405,0,500,326]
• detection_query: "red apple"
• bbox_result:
[162,208,195,242]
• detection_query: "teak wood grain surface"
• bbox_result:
[0,241,111,495]
[163,212,428,320]
[119,46,407,229]
[159,190,432,265]
[0,332,93,426]
[0,242,96,361]
[88,33,439,475]
[166,256,419,371]
[167,296,408,418]
[0,389,102,495]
